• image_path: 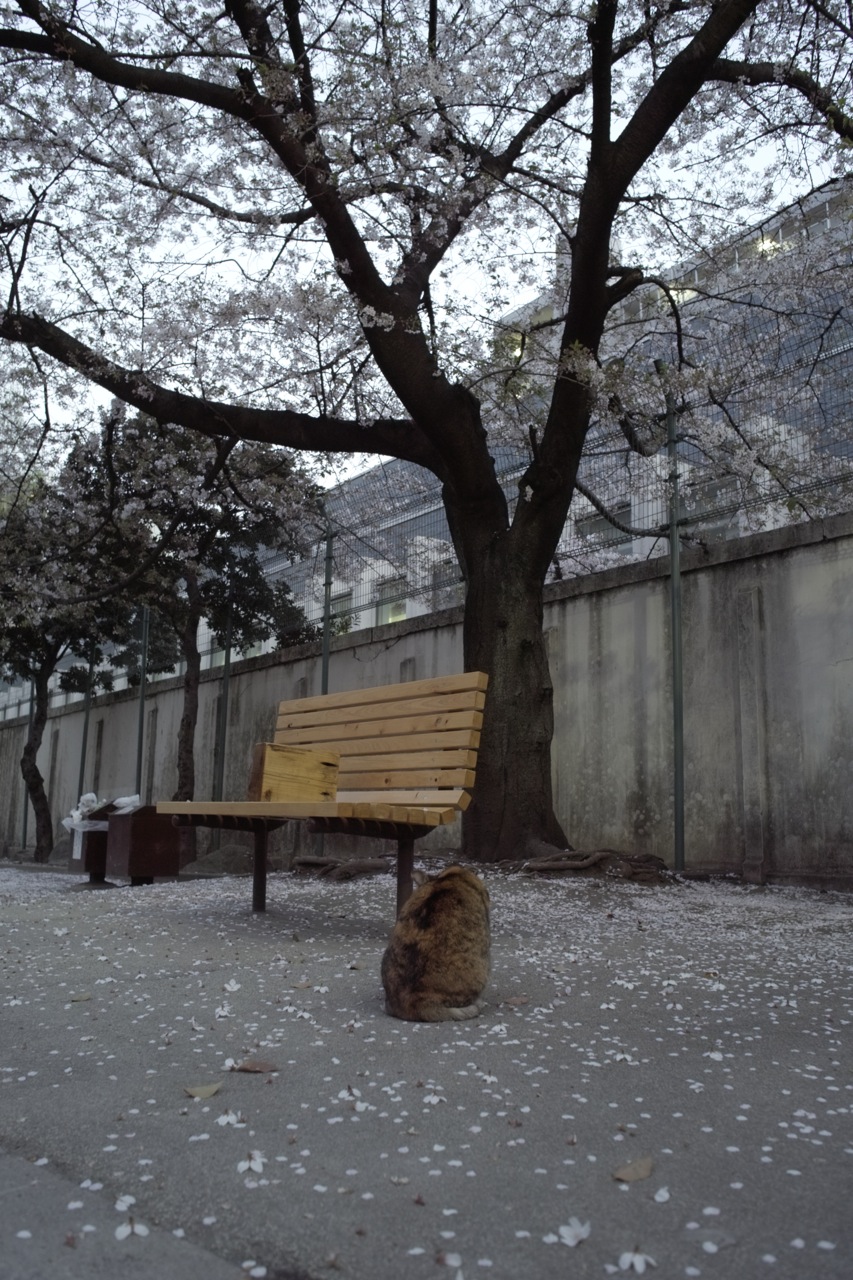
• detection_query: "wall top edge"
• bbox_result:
[4,513,851,727]
[543,510,853,604]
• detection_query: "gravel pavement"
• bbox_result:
[1,864,850,1280]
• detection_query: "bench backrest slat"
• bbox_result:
[273,673,488,803]
[341,766,476,790]
[276,691,485,732]
[335,748,477,771]
[275,728,481,756]
[276,708,482,745]
[276,671,487,719]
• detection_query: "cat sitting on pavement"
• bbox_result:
[381,865,490,1022]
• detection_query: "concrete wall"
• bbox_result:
[2,513,851,886]
[548,514,853,886]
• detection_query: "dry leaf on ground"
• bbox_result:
[613,1156,654,1183]
[234,1057,278,1074]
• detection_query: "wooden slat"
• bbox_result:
[339,768,475,790]
[276,706,484,741]
[351,800,379,819]
[274,708,483,747]
[157,791,470,823]
[157,800,353,819]
[274,729,481,756]
[247,743,339,802]
[276,689,486,734]
[354,800,394,821]
[276,672,488,717]
[335,788,467,806]
[345,803,454,827]
[335,748,477,773]
[400,805,458,826]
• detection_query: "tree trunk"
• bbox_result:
[461,534,569,862]
[172,610,202,802]
[454,183,616,863]
[19,659,57,862]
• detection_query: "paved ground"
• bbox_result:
[0,864,850,1280]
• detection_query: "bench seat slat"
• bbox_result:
[157,789,470,824]
[157,800,354,819]
[157,799,457,827]
[344,802,456,827]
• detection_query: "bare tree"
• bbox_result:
[0,1,850,859]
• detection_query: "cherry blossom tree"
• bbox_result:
[0,1,851,859]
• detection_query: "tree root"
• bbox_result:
[291,848,671,886]
[499,845,671,884]
[292,854,393,881]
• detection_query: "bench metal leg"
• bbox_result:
[396,836,414,916]
[252,828,267,912]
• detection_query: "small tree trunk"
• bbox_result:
[19,659,57,862]
[461,541,569,862]
[172,612,202,802]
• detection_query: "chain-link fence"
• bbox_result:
[560,341,853,569]
[274,338,853,627]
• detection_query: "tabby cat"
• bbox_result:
[381,865,490,1021]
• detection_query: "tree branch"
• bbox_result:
[395,3,689,302]
[2,3,392,316]
[588,0,617,157]
[711,57,853,144]
[0,309,444,473]
[2,8,250,116]
[574,477,668,538]
[609,0,762,198]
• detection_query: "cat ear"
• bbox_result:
[411,869,430,887]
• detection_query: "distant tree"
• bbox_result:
[1,2,851,858]
[109,607,182,691]
[1,406,319,853]
[64,409,321,800]
[0,475,131,860]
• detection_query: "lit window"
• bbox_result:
[376,579,407,625]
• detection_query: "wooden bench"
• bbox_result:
[156,671,488,915]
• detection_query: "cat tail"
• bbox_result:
[385,997,483,1022]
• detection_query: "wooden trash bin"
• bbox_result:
[68,828,109,882]
[106,805,182,885]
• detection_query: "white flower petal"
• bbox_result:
[558,1217,591,1246]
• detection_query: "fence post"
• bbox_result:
[77,645,95,801]
[321,528,334,695]
[212,590,234,803]
[21,684,34,851]
[666,388,686,873]
[134,607,150,797]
